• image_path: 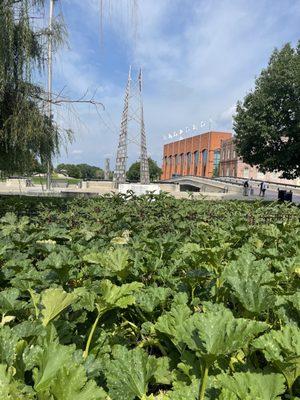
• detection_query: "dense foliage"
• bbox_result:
[127,158,162,182]
[0,194,299,399]
[0,0,67,175]
[234,42,300,179]
[56,163,105,180]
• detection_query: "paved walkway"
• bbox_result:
[0,184,299,204]
[228,187,300,204]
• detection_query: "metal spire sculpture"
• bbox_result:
[113,67,131,187]
[139,69,150,184]
[113,67,150,187]
[104,158,110,180]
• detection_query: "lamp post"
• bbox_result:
[46,0,54,191]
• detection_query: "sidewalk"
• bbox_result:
[236,188,300,203]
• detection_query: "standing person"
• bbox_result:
[259,181,263,196]
[261,181,268,197]
[249,182,254,196]
[243,179,249,196]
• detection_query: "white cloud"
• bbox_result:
[71,149,83,155]
[220,105,237,122]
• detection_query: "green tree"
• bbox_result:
[126,158,162,182]
[0,0,66,175]
[56,163,104,180]
[234,42,300,179]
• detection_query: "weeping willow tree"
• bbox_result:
[0,0,65,175]
[0,0,138,175]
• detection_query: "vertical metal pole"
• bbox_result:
[104,158,110,180]
[139,69,150,184]
[46,0,54,191]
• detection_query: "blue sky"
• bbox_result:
[46,0,300,169]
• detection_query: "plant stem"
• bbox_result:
[137,338,167,356]
[83,312,100,359]
[278,364,294,399]
[198,362,209,400]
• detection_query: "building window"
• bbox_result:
[226,167,230,176]
[187,152,192,175]
[194,151,199,175]
[213,150,220,177]
[175,155,178,173]
[180,153,184,174]
[187,152,191,165]
[233,165,237,177]
[202,149,208,176]
[243,167,249,178]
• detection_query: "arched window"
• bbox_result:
[202,149,208,176]
[168,156,172,177]
[233,165,237,177]
[193,151,199,175]
[213,150,220,177]
[243,167,249,178]
[187,152,192,175]
[180,153,184,175]
[175,154,179,173]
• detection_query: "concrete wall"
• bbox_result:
[119,184,161,196]
[81,181,114,189]
[6,179,29,188]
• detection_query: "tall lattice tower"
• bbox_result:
[113,68,131,186]
[113,67,150,187]
[104,158,110,180]
[139,69,150,184]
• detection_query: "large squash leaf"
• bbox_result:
[155,294,195,353]
[97,280,143,312]
[252,325,300,389]
[192,307,269,363]
[217,372,286,400]
[51,364,107,400]
[0,364,35,400]
[0,326,19,366]
[136,286,171,313]
[166,378,199,400]
[105,346,161,400]
[0,288,24,313]
[32,331,74,393]
[83,247,130,279]
[41,287,78,326]
[222,253,276,314]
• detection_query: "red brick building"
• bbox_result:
[219,138,300,184]
[161,131,232,180]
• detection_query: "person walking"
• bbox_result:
[243,179,249,196]
[249,182,254,196]
[259,181,268,197]
[261,181,268,197]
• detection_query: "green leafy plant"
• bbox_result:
[0,195,298,399]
